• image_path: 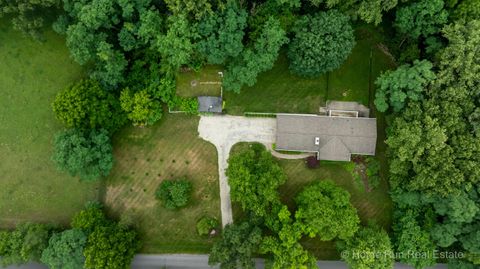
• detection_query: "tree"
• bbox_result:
[40,229,87,269]
[226,144,286,217]
[0,0,59,39]
[56,0,154,88]
[52,128,113,181]
[452,0,480,21]
[0,223,51,266]
[209,222,263,269]
[120,88,162,127]
[52,79,126,133]
[155,179,193,209]
[294,180,360,240]
[374,60,436,112]
[197,0,247,64]
[307,0,398,25]
[393,210,436,269]
[287,10,355,77]
[223,17,287,92]
[339,225,394,269]
[395,0,448,39]
[155,15,196,72]
[71,203,110,233]
[163,0,213,20]
[83,225,139,269]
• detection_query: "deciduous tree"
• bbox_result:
[395,0,448,39]
[294,180,360,240]
[120,89,162,127]
[52,128,113,181]
[287,10,355,77]
[40,229,87,269]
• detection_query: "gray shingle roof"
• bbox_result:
[198,96,222,113]
[276,114,377,161]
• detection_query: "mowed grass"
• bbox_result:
[0,23,100,228]
[176,65,223,97]
[230,143,393,260]
[223,52,328,115]
[104,113,220,253]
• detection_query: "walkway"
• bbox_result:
[198,115,276,226]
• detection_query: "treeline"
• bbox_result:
[0,203,139,269]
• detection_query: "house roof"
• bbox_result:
[198,96,222,113]
[275,114,377,161]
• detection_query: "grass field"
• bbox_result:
[0,22,100,228]
[104,113,220,253]
[230,141,393,260]
[176,65,223,97]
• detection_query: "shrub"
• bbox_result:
[175,97,199,115]
[366,157,381,190]
[306,156,319,169]
[155,179,193,209]
[196,217,219,236]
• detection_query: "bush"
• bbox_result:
[366,157,381,190]
[306,156,319,169]
[155,179,193,209]
[175,97,199,115]
[196,217,219,236]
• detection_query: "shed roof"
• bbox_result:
[198,96,222,113]
[275,114,377,161]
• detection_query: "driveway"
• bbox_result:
[198,115,276,226]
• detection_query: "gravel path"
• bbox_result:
[198,115,276,226]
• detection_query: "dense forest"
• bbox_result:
[1,0,480,268]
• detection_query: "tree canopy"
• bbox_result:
[374,60,436,113]
[53,128,113,181]
[395,0,448,39]
[40,229,87,269]
[287,10,355,77]
[295,180,360,240]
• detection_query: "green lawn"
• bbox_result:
[0,23,100,228]
[224,52,328,115]
[104,113,221,253]
[176,65,223,97]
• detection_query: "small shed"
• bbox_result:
[198,96,222,113]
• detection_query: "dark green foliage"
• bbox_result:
[57,0,155,88]
[226,144,286,217]
[40,229,87,269]
[163,0,213,20]
[155,14,197,72]
[197,0,247,64]
[209,222,262,269]
[365,157,381,190]
[223,17,287,93]
[395,0,448,39]
[338,225,394,269]
[374,60,436,112]
[0,223,51,266]
[0,0,59,39]
[155,179,193,209]
[83,225,139,269]
[52,79,126,133]
[120,88,163,127]
[71,203,140,269]
[288,10,355,77]
[307,0,398,25]
[196,216,218,236]
[295,180,360,240]
[53,128,113,181]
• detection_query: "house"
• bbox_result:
[198,96,222,113]
[275,102,377,161]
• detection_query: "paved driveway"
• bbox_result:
[198,115,276,226]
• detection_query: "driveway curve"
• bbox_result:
[198,115,276,226]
